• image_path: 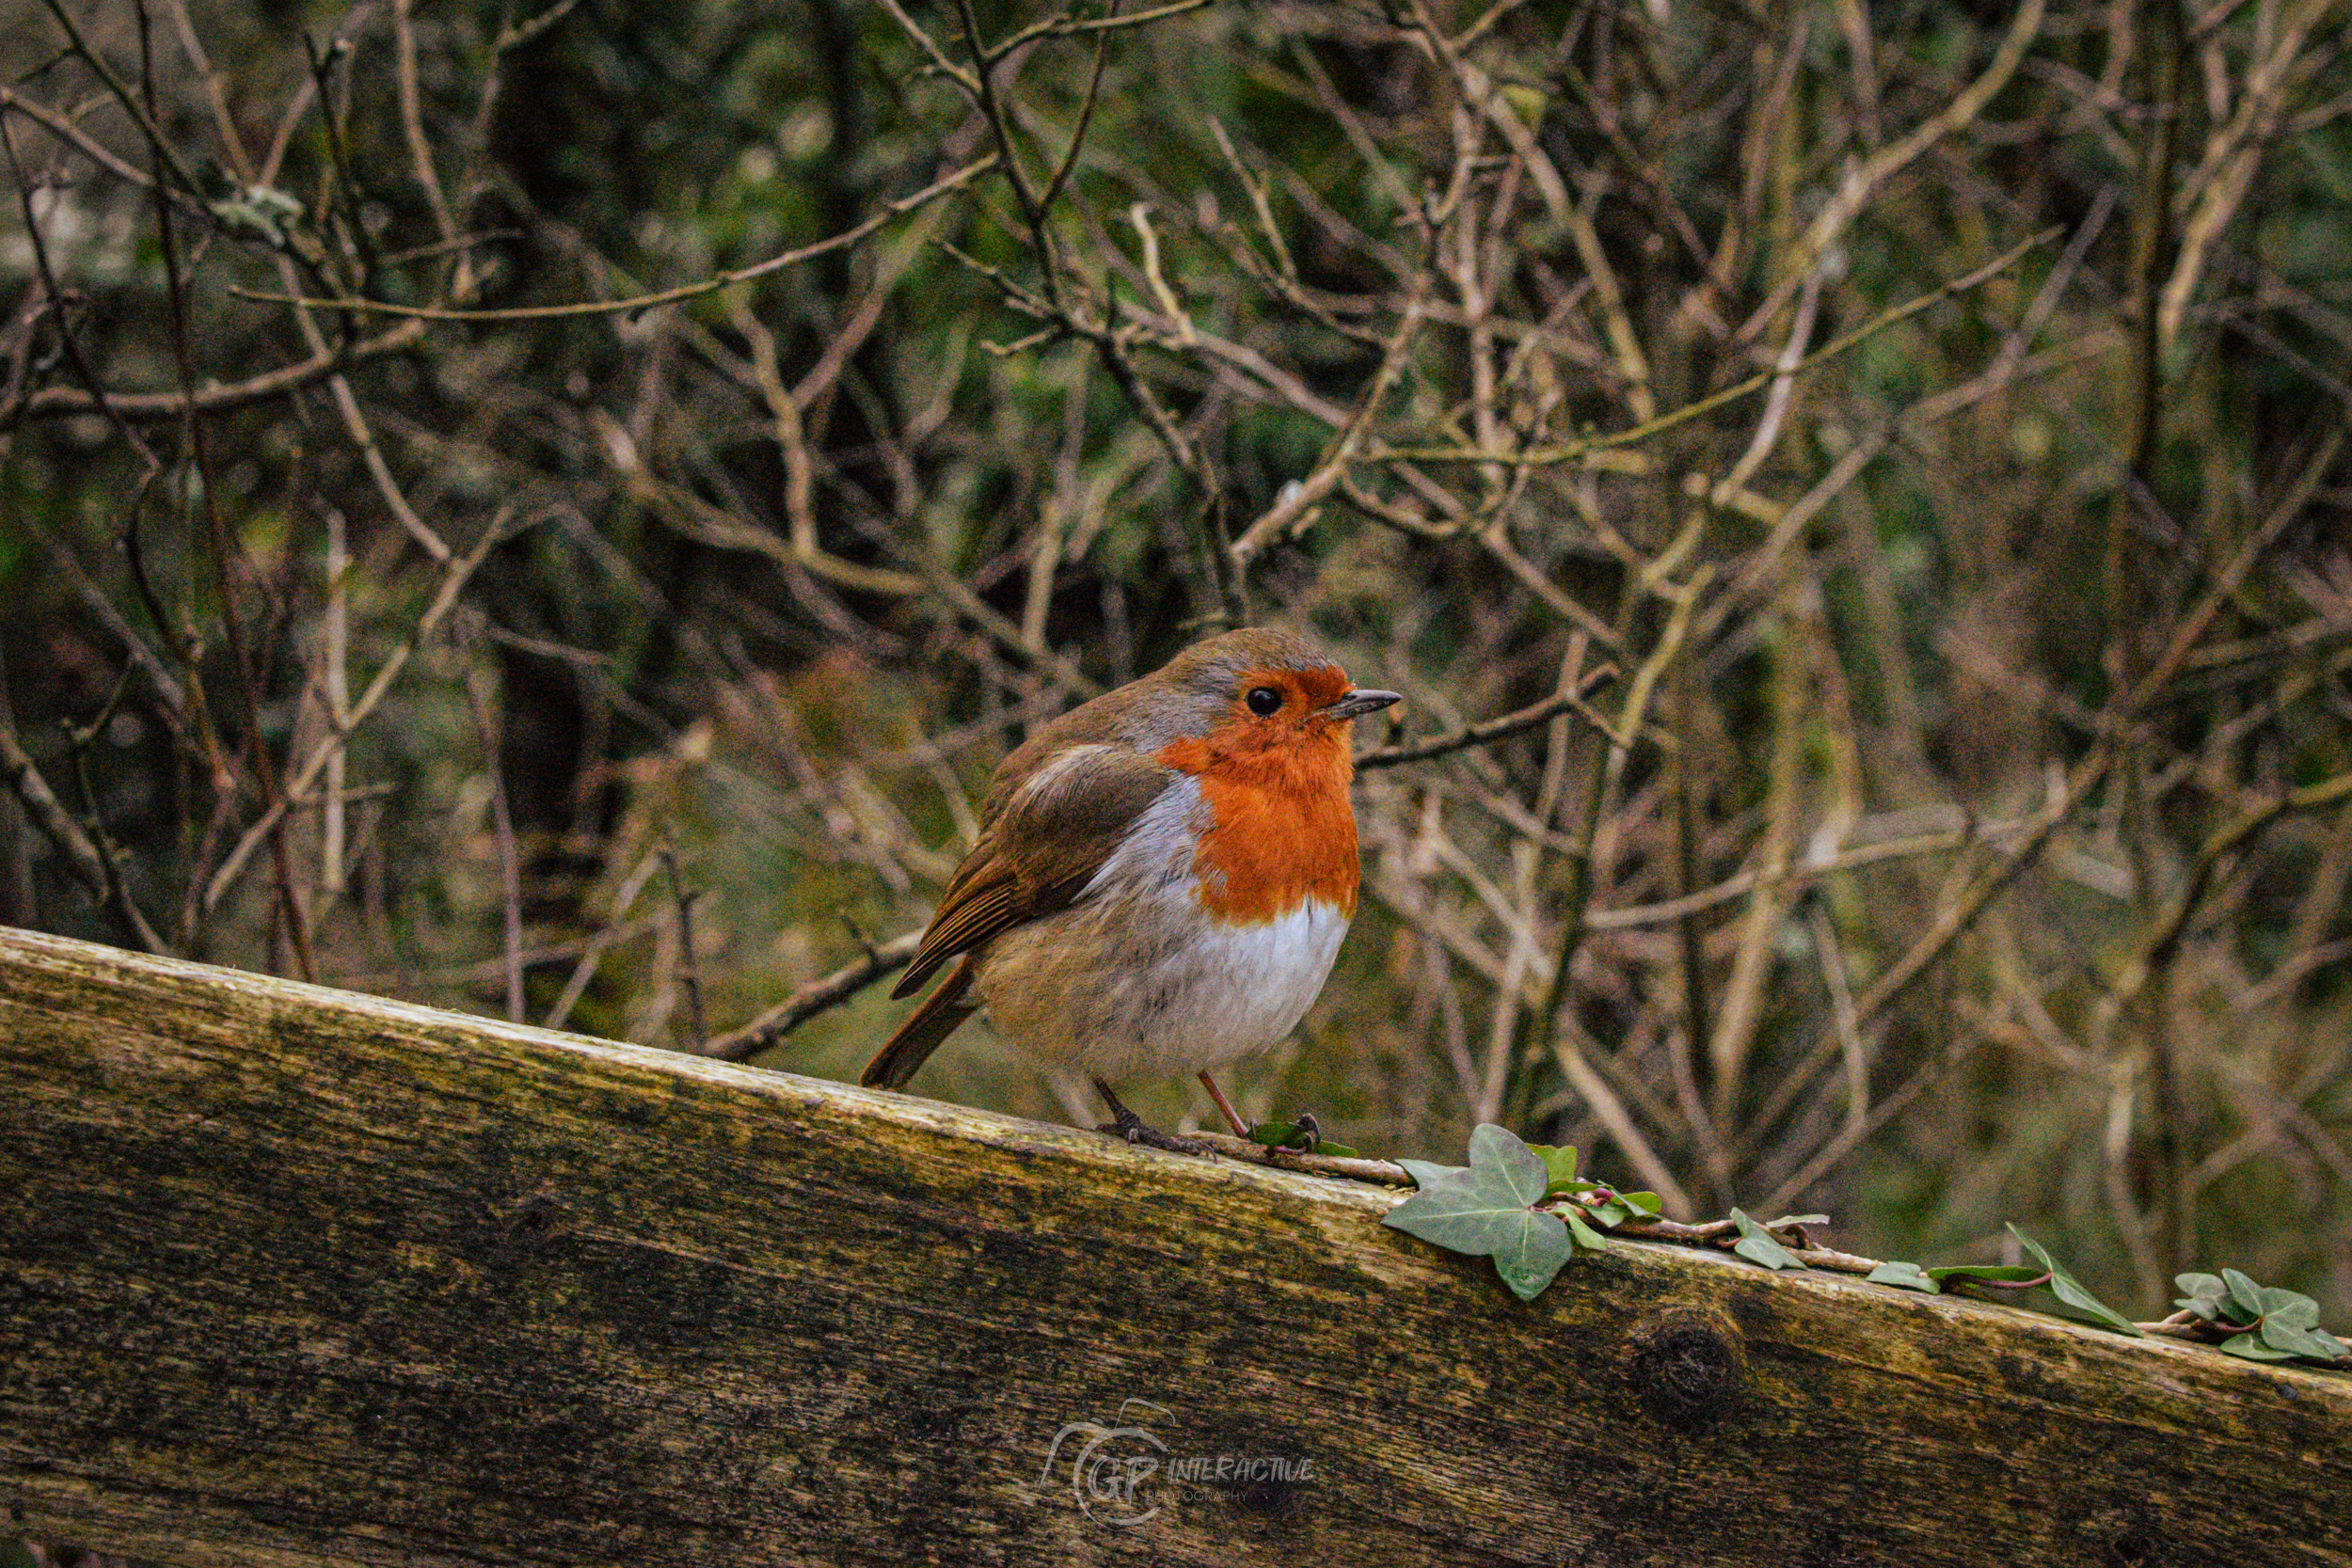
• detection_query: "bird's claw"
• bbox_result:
[1097,1111,1213,1158]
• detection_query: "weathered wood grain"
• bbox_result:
[1,926,2345,1567]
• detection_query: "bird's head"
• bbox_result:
[1140,628,1402,768]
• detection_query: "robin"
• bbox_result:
[859,627,1402,1154]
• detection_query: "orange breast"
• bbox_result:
[1156,730,1359,924]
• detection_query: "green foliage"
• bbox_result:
[1925,1263,2049,1285]
[2009,1227,2141,1338]
[1382,1124,1581,1302]
[1884,1227,2142,1338]
[2175,1272,2350,1366]
[1865,1260,1940,1293]
[1529,1142,1581,1190]
[1398,1159,1469,1190]
[1729,1210,1809,1272]
[1248,1118,1359,1159]
[1382,1130,2337,1363]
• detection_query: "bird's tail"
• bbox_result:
[860,953,981,1089]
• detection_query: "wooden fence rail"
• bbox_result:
[1,926,2345,1565]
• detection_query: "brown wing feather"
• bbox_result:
[861,954,981,1087]
[889,743,1175,999]
[890,874,1023,995]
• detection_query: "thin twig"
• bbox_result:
[205,515,512,911]
[663,847,707,1050]
[234,154,1000,320]
[703,930,923,1060]
[1359,665,1623,768]
[544,850,666,1033]
[0,717,169,953]
[1378,230,2059,467]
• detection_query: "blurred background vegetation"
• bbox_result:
[2,0,2347,1358]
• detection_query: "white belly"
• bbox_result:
[974,895,1350,1084]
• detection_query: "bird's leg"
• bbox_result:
[1197,1072,1253,1139]
[1093,1078,1212,1157]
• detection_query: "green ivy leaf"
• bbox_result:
[1398,1159,1469,1190]
[1927,1263,2049,1284]
[1866,1260,1941,1293]
[2221,1332,2296,1361]
[1563,1208,1612,1255]
[1729,1208,1808,1271]
[1465,1123,1547,1198]
[2260,1318,2338,1360]
[2253,1291,2338,1359]
[2173,1273,2227,1321]
[1617,1191,1663,1216]
[2222,1268,2267,1323]
[1383,1124,1572,1301]
[2009,1225,2142,1337]
[2257,1286,2318,1324]
[1529,1143,1580,1190]
[1491,1211,1574,1301]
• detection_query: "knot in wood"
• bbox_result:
[1624,1306,1745,1433]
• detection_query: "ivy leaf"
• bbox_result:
[1491,1211,1574,1301]
[2253,1291,2339,1359]
[2222,1268,2267,1323]
[1867,1260,1941,1293]
[1528,1143,1580,1190]
[1766,1213,1832,1229]
[1729,1208,1808,1271]
[1563,1208,1612,1255]
[2312,1329,2350,1363]
[2174,1274,2227,1321]
[2221,1332,2296,1362]
[1927,1263,2048,1284]
[1466,1123,1547,1196]
[2009,1225,2142,1337]
[1617,1191,1663,1217]
[1399,1159,1469,1190]
[2260,1320,2339,1360]
[1383,1124,1572,1301]
[2257,1286,2317,1324]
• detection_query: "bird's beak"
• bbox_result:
[1322,689,1404,721]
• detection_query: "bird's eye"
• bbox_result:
[1246,686,1283,716]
